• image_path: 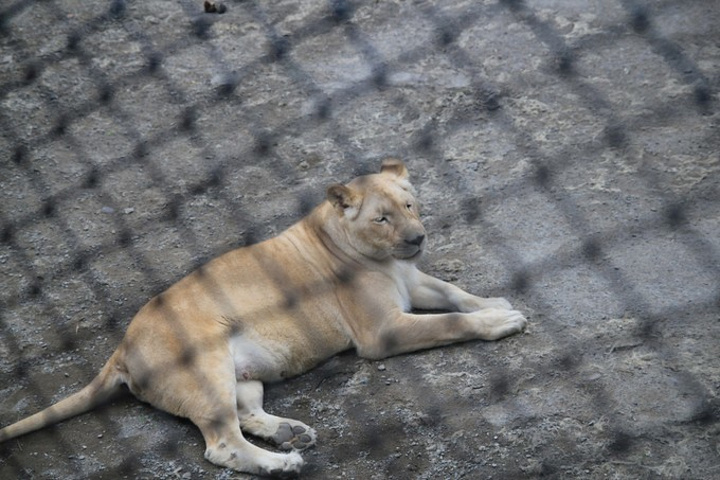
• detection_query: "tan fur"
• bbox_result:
[0,159,526,477]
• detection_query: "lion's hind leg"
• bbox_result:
[236,380,317,451]
[130,350,303,476]
[196,408,303,477]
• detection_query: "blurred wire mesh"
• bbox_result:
[1,0,719,479]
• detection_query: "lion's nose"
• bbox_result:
[405,234,425,246]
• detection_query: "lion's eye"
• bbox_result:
[374,216,388,224]
[406,203,413,210]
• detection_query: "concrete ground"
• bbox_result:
[1,0,719,478]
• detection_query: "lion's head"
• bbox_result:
[325,159,426,262]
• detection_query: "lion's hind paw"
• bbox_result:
[272,422,317,451]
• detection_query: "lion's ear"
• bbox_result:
[327,184,361,216]
[380,158,408,179]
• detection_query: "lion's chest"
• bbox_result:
[384,261,415,312]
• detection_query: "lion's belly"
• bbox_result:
[230,335,289,382]
[229,316,351,382]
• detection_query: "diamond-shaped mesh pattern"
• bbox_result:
[1,1,718,478]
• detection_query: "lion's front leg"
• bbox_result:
[356,308,527,360]
[409,270,513,312]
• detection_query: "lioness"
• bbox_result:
[0,159,526,477]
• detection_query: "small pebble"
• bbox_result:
[204,1,227,14]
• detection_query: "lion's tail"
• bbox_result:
[0,350,125,442]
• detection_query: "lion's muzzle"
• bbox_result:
[394,231,426,259]
[405,234,425,246]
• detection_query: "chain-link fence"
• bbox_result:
[1,0,719,478]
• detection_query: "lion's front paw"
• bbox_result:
[460,296,513,312]
[480,297,513,310]
[272,422,317,451]
[474,308,527,340]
